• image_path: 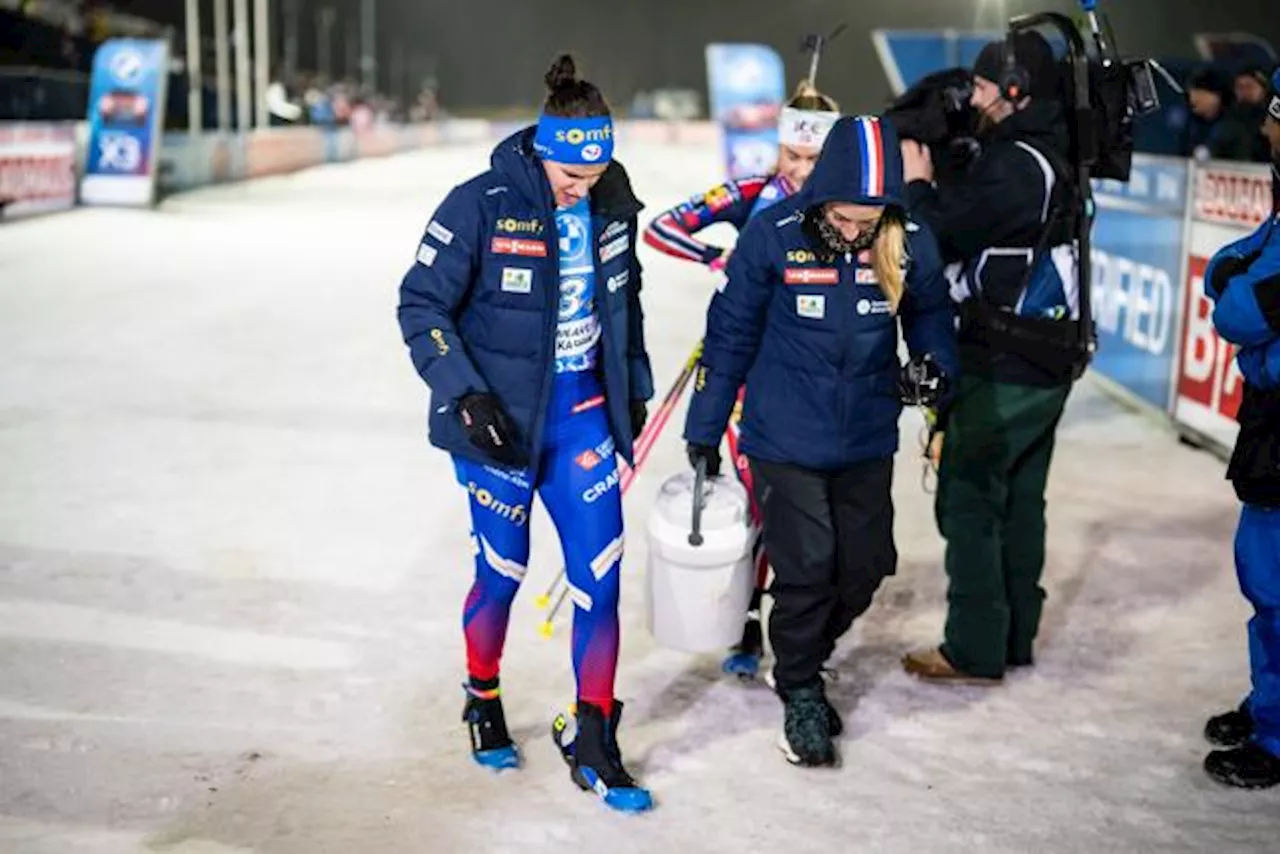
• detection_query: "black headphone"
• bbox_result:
[999,31,1031,102]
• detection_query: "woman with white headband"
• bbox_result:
[642,80,841,681]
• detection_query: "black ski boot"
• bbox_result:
[552,701,653,812]
[777,682,837,767]
[765,668,842,736]
[461,682,519,770]
[1204,743,1280,789]
[1205,700,1254,748]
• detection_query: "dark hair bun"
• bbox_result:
[545,54,578,93]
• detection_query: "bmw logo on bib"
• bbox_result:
[559,216,589,263]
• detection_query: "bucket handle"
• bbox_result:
[689,456,707,546]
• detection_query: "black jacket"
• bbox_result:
[906,101,1077,387]
[1211,102,1272,164]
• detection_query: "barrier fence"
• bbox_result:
[1092,154,1272,458]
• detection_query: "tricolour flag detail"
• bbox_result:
[856,117,885,199]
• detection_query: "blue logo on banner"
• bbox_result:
[1089,157,1192,410]
[84,39,167,187]
[705,44,786,181]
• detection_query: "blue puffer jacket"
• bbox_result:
[1206,170,1280,505]
[397,127,655,470]
[684,115,959,472]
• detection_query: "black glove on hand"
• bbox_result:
[1209,252,1260,296]
[686,442,722,478]
[629,400,648,439]
[458,392,523,467]
[899,354,947,407]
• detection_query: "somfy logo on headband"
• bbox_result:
[1269,94,1280,122]
[534,114,615,164]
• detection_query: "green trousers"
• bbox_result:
[936,374,1071,678]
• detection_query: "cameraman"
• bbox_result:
[899,31,1078,683]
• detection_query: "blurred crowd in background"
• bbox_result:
[1182,63,1276,163]
[0,0,440,128]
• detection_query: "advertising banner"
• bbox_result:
[157,132,246,194]
[80,38,169,206]
[1088,155,1191,410]
[0,122,77,221]
[1173,161,1274,451]
[871,30,1001,95]
[704,44,786,181]
[244,128,327,179]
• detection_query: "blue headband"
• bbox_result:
[1270,69,1280,122]
[533,114,615,164]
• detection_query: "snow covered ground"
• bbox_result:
[0,140,1275,854]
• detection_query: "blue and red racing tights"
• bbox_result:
[456,372,624,713]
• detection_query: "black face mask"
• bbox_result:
[815,213,881,254]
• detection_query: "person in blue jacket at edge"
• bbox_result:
[396,54,655,812]
[683,114,959,767]
[1200,68,1280,791]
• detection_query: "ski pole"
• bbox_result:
[537,340,703,634]
[539,585,569,638]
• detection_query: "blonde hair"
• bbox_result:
[786,79,839,112]
[872,215,908,313]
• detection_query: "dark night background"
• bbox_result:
[83,1,1280,113]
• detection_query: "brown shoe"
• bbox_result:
[902,647,1003,685]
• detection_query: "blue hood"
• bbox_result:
[801,115,904,209]
[490,126,556,210]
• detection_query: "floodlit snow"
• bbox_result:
[0,139,1275,853]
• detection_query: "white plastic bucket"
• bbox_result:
[645,470,758,652]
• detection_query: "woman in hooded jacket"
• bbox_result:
[683,115,959,767]
[397,55,653,812]
[643,80,841,680]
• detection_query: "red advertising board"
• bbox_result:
[1172,160,1272,451]
[245,129,327,179]
[1192,164,1274,228]
[0,123,77,221]
[1173,254,1242,447]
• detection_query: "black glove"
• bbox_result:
[899,354,948,407]
[1210,252,1259,296]
[686,442,722,478]
[629,400,648,439]
[457,392,524,467]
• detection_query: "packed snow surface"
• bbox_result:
[0,141,1275,853]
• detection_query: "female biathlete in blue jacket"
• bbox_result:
[684,115,959,767]
[397,55,655,812]
[643,81,840,680]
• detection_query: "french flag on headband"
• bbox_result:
[855,116,885,199]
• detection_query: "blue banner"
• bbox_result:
[1088,156,1191,410]
[704,44,786,181]
[81,38,169,206]
[872,30,1001,94]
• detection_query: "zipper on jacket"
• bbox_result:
[591,212,626,457]
[527,199,560,474]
